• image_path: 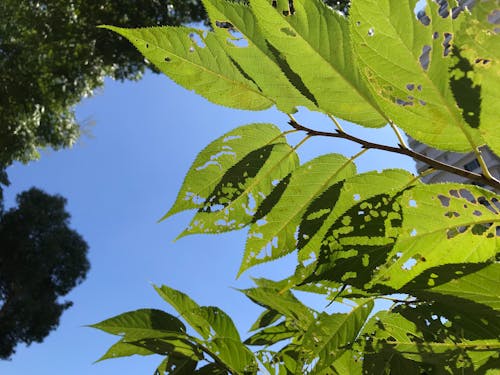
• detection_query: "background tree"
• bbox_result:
[0,188,89,360]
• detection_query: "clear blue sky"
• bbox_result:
[0,71,415,374]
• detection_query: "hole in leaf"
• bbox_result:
[417,84,422,91]
[215,20,234,29]
[164,57,171,62]
[368,28,375,36]
[402,258,417,270]
[437,194,450,207]
[478,197,499,214]
[433,31,439,39]
[442,32,453,57]
[189,32,206,48]
[419,99,427,106]
[475,58,491,65]
[437,1,450,18]
[419,45,431,70]
[406,83,415,91]
[488,9,500,24]
[459,189,476,203]
[449,189,459,198]
[410,229,417,237]
[409,199,417,207]
[396,98,413,106]
[417,10,431,26]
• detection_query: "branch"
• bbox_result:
[288,119,500,191]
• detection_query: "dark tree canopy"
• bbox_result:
[0,0,350,168]
[0,188,89,360]
[0,0,207,167]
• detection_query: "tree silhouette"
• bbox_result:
[0,188,89,360]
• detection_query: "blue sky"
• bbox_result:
[0,71,415,374]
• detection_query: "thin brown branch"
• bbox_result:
[288,119,500,191]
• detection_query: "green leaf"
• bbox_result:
[350,0,484,152]
[454,0,500,156]
[330,350,363,375]
[125,335,202,361]
[194,306,241,341]
[240,153,357,276]
[201,0,318,113]
[181,142,299,236]
[154,356,198,375]
[302,299,374,373]
[90,308,185,336]
[249,309,283,332]
[297,169,415,264]
[154,285,211,339]
[244,322,297,346]
[194,363,228,374]
[249,0,386,127]
[372,184,500,289]
[101,26,272,111]
[95,339,155,362]
[360,308,500,372]
[422,263,500,311]
[209,337,258,374]
[241,286,314,331]
[163,123,287,220]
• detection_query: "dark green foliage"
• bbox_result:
[0,188,89,359]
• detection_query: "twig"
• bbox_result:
[287,119,500,191]
[389,120,409,149]
[328,114,345,132]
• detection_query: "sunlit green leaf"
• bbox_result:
[202,0,318,113]
[181,142,299,236]
[241,153,356,276]
[154,285,211,339]
[302,299,374,374]
[102,26,272,111]
[350,0,484,151]
[163,123,287,220]
[373,184,500,289]
[250,0,385,127]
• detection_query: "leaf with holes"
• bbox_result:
[240,153,356,276]
[350,0,484,151]
[296,169,415,289]
[358,306,500,372]
[162,123,287,220]
[372,184,500,289]
[249,0,385,127]
[454,0,500,157]
[180,141,299,236]
[101,26,272,111]
[202,0,318,113]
